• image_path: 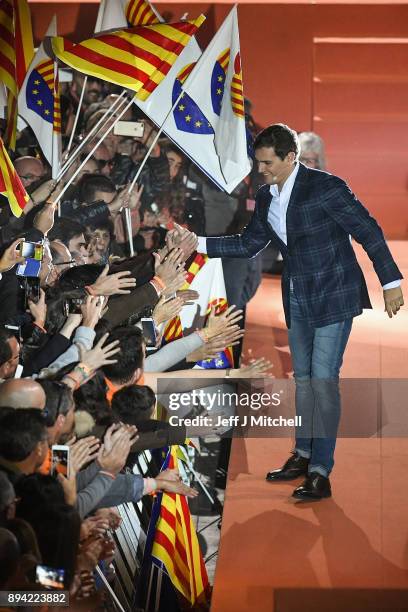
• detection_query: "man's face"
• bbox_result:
[39,244,53,288]
[68,233,88,266]
[255,146,296,187]
[84,79,103,105]
[300,151,320,169]
[48,242,74,285]
[0,337,20,379]
[92,228,110,253]
[15,158,44,188]
[166,151,183,180]
[92,145,113,176]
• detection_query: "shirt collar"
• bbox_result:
[269,162,300,197]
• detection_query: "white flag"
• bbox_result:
[94,0,127,33]
[18,16,61,178]
[181,6,251,187]
[136,37,245,193]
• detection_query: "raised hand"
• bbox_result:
[231,357,273,378]
[81,333,120,371]
[152,295,184,325]
[70,436,101,472]
[166,223,198,261]
[28,288,47,328]
[176,289,199,304]
[205,305,243,340]
[0,238,25,272]
[80,295,105,329]
[91,264,136,296]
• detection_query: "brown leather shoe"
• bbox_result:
[266,453,310,481]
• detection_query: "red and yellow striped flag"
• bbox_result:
[0,0,33,149]
[51,16,205,101]
[0,0,18,148]
[151,446,209,605]
[13,0,34,88]
[0,137,30,216]
[125,0,161,27]
[162,252,208,344]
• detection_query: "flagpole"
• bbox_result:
[63,75,88,161]
[177,445,215,505]
[95,566,126,612]
[124,89,186,257]
[125,207,134,257]
[154,564,163,612]
[52,60,61,181]
[126,88,186,197]
[146,563,155,611]
[54,94,136,206]
[57,90,127,179]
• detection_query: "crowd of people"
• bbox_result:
[0,70,329,606]
[0,75,277,607]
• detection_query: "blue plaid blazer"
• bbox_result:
[207,163,403,328]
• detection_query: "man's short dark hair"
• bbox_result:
[253,124,299,161]
[0,328,15,368]
[57,263,103,292]
[86,217,115,237]
[77,174,116,204]
[37,381,73,427]
[102,326,144,384]
[0,408,47,462]
[48,218,86,248]
[111,384,155,423]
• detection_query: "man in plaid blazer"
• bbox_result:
[197,124,404,500]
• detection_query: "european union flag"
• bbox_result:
[210,49,229,116]
[26,68,54,124]
[196,350,232,370]
[172,76,213,135]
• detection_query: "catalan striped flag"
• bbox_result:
[13,0,34,88]
[0,0,33,148]
[0,136,29,216]
[0,0,18,148]
[125,0,162,27]
[162,252,208,344]
[51,16,205,101]
[150,447,209,605]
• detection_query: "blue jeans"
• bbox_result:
[287,287,353,477]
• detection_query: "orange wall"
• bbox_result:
[29,3,408,129]
[29,2,408,237]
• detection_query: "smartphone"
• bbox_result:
[68,297,85,314]
[51,445,70,479]
[113,120,145,138]
[16,258,41,277]
[19,241,44,261]
[36,565,65,590]
[141,317,157,347]
[24,277,40,307]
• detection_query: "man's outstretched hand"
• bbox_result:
[383,286,404,318]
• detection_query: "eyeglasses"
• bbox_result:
[20,174,43,181]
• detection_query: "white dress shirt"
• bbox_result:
[197,164,400,290]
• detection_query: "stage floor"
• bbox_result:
[211,241,408,612]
